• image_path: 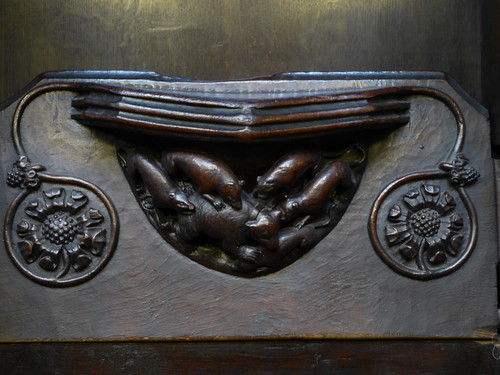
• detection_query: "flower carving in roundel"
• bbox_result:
[384,184,465,270]
[15,188,107,278]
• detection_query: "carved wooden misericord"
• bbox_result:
[0,71,496,341]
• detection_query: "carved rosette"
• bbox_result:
[4,157,119,287]
[369,154,479,280]
[385,184,467,271]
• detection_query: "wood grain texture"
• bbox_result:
[1,340,498,375]
[0,0,482,104]
[482,0,500,150]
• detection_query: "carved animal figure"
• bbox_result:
[127,152,195,212]
[161,151,242,210]
[176,192,281,263]
[278,161,355,222]
[233,224,317,272]
[254,151,325,200]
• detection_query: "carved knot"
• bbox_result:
[439,153,479,186]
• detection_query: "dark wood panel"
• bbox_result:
[1,340,498,375]
[482,0,500,151]
[0,0,482,103]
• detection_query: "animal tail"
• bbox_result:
[311,203,338,229]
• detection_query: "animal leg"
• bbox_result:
[202,194,225,211]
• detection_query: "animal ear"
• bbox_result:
[245,220,258,229]
[256,176,262,183]
[169,192,176,199]
[224,182,236,193]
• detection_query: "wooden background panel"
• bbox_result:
[0,0,482,104]
[1,340,499,375]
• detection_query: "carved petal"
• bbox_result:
[39,255,58,271]
[439,192,456,214]
[388,204,402,221]
[448,213,464,231]
[90,229,107,255]
[72,254,92,271]
[403,189,422,210]
[447,233,464,256]
[43,188,63,199]
[399,243,418,260]
[43,188,65,211]
[428,250,447,265]
[16,220,31,234]
[24,199,45,220]
[66,190,88,214]
[79,233,92,250]
[88,208,104,226]
[405,189,419,199]
[17,240,34,262]
[423,184,440,196]
[385,225,410,245]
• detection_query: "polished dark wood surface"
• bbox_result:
[1,340,498,375]
[0,0,483,104]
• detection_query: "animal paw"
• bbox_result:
[202,194,225,211]
[232,259,259,273]
[212,199,225,211]
[237,246,262,264]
